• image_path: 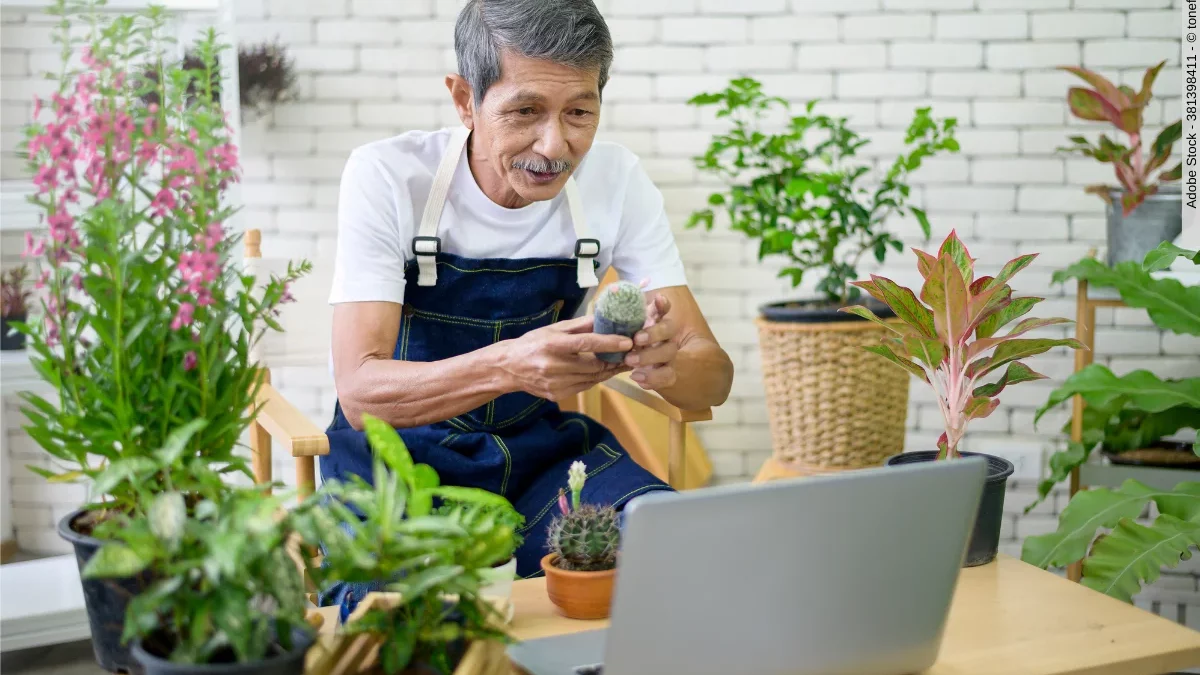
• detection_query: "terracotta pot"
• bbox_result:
[540,553,615,620]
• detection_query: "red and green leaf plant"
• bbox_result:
[840,231,1085,459]
[1057,60,1181,217]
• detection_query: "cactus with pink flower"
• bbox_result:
[15,0,310,521]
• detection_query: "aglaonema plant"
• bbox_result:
[840,231,1085,459]
[1058,60,1181,216]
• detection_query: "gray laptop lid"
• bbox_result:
[598,457,987,675]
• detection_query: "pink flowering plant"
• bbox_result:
[16,0,309,525]
[839,232,1084,459]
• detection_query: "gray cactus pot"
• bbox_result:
[1105,185,1182,267]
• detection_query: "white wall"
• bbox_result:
[1,0,1197,620]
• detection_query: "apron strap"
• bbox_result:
[413,125,600,289]
[565,177,599,288]
[414,125,471,287]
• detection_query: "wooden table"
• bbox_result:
[314,554,1200,674]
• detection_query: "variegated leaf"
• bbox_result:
[936,432,951,459]
[922,254,970,347]
[965,397,1001,420]
[968,338,1085,378]
[1067,87,1125,128]
[149,491,186,551]
[966,317,1073,360]
[938,230,974,285]
[972,361,1047,398]
[864,344,929,382]
[975,296,1044,339]
[840,305,918,337]
[869,275,936,338]
[985,254,1038,292]
[1136,60,1167,107]
[904,336,945,370]
[914,248,939,280]
[1060,66,1130,108]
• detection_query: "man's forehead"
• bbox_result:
[501,88,600,105]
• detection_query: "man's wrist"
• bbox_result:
[476,340,518,397]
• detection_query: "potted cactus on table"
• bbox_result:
[1056,60,1181,265]
[842,231,1085,566]
[592,280,645,364]
[541,461,621,619]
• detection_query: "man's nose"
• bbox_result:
[533,119,568,160]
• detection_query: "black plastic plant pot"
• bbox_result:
[758,297,896,324]
[1,316,25,350]
[594,314,641,364]
[131,628,315,675]
[885,451,1015,567]
[58,508,158,675]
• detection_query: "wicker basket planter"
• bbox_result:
[756,302,910,473]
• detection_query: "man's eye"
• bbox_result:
[518,107,535,115]
[572,109,592,117]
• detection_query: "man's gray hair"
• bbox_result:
[454,0,613,105]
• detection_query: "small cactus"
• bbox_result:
[593,280,645,364]
[547,461,621,572]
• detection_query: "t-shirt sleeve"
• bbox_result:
[328,149,410,306]
[610,156,688,292]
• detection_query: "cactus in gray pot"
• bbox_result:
[593,280,645,364]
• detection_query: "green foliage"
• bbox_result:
[82,487,313,664]
[295,414,518,675]
[595,280,646,327]
[842,231,1081,459]
[1021,480,1200,603]
[685,77,959,306]
[16,0,310,520]
[1056,61,1181,216]
[1052,258,1200,337]
[549,505,620,572]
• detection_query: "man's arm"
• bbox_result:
[332,301,635,430]
[623,285,733,411]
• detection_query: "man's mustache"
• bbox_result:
[512,156,572,174]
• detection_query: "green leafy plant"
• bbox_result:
[1022,480,1200,603]
[81,484,314,664]
[297,413,518,675]
[547,461,620,572]
[686,77,960,306]
[840,231,1084,458]
[1027,241,1200,509]
[16,0,309,526]
[1057,60,1181,216]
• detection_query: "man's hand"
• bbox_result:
[497,315,632,402]
[624,294,679,390]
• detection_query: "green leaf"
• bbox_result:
[148,491,186,551]
[910,207,931,239]
[839,305,916,337]
[428,486,513,511]
[863,343,929,382]
[361,414,414,484]
[1081,514,1200,604]
[965,396,1000,420]
[864,276,937,338]
[937,230,974,285]
[91,457,158,499]
[391,564,466,604]
[983,254,1037,292]
[1161,162,1182,181]
[969,338,1084,380]
[1142,242,1200,272]
[81,543,150,579]
[412,464,440,491]
[1021,479,1159,569]
[921,254,970,346]
[1034,364,1200,425]
[966,317,1073,360]
[154,418,209,466]
[1152,120,1182,160]
[975,296,1043,340]
[1031,441,1091,513]
[1054,258,1200,336]
[904,337,945,370]
[973,361,1047,398]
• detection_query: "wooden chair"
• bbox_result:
[242,229,713,502]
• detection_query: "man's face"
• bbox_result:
[470,51,601,206]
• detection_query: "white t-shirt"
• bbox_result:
[328,127,688,315]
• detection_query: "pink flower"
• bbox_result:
[33,165,57,193]
[557,489,569,515]
[183,351,197,371]
[32,95,41,119]
[150,188,177,218]
[23,232,45,258]
[280,282,295,304]
[171,302,195,331]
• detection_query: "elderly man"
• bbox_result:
[322,0,734,592]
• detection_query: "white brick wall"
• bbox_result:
[1,0,1195,612]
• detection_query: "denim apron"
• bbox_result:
[319,126,674,616]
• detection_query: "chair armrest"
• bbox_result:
[599,373,712,423]
[255,383,329,457]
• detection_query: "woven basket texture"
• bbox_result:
[756,316,910,471]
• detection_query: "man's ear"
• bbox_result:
[446,74,474,129]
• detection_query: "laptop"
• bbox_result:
[506,456,987,675]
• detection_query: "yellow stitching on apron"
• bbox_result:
[410,303,560,328]
[491,434,513,496]
[610,483,670,507]
[437,261,575,274]
[555,417,591,455]
[400,312,411,361]
[438,432,460,447]
[518,443,621,535]
[487,321,503,425]
[445,416,473,432]
[406,312,494,330]
[494,398,548,429]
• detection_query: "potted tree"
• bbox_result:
[1,265,31,351]
[15,1,309,670]
[298,413,519,674]
[686,77,960,474]
[841,231,1084,566]
[81,485,317,675]
[1056,60,1181,266]
[139,39,299,121]
[540,461,621,620]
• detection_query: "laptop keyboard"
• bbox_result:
[574,664,604,675]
